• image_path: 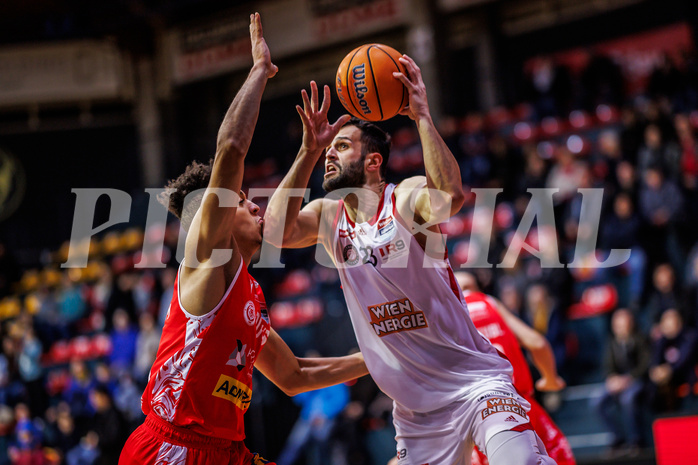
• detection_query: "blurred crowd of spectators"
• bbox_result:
[0,228,177,464]
[1,47,698,464]
[0,221,396,465]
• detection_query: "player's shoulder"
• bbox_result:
[393,176,426,209]
[395,176,427,191]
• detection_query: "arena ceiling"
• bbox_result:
[0,0,257,52]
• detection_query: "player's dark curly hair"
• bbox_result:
[343,117,391,179]
[158,158,213,231]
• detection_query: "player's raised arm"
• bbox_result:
[255,329,368,396]
[264,81,350,248]
[490,297,566,392]
[185,13,277,268]
[393,55,465,222]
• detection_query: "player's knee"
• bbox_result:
[486,430,555,465]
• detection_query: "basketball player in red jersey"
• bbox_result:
[119,14,368,465]
[454,272,575,465]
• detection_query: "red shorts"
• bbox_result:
[119,413,273,465]
[471,396,576,465]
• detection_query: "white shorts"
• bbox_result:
[394,379,533,465]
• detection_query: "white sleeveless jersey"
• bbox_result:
[323,183,512,413]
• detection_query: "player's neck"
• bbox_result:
[238,243,258,268]
[343,180,385,224]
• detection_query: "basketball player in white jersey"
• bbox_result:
[264,56,556,465]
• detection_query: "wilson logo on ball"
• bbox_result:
[352,64,371,116]
[336,43,407,122]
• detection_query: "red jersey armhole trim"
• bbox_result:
[333,200,344,232]
[391,190,410,229]
[342,200,354,227]
[391,186,448,261]
[446,266,464,301]
[366,186,387,226]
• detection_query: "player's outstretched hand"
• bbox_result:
[296,81,351,153]
[250,12,277,78]
[393,54,430,122]
[535,376,567,392]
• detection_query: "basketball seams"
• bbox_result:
[336,43,405,121]
[344,46,365,119]
[366,45,384,120]
[375,45,407,114]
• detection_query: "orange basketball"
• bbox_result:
[336,44,408,122]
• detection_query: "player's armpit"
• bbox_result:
[394,176,452,228]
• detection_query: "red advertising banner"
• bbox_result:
[310,0,405,41]
[165,0,408,85]
[653,416,698,465]
[169,14,251,84]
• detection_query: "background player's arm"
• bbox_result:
[255,329,368,396]
[393,55,464,223]
[185,13,276,271]
[490,297,567,392]
[264,82,350,248]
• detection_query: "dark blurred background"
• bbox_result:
[1,0,698,464]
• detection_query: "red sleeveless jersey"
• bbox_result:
[141,261,271,441]
[464,291,534,397]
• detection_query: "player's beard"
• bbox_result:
[323,157,367,192]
